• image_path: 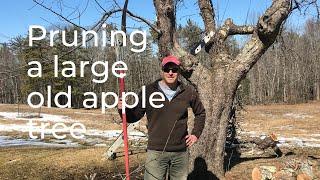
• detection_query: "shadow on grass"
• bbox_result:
[188,157,219,180]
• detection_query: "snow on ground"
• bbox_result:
[283,112,313,119]
[0,124,71,133]
[74,112,102,116]
[258,112,314,120]
[1,111,318,148]
[277,136,320,148]
[0,112,72,122]
[0,111,76,134]
[0,136,79,147]
[0,122,146,140]
[0,123,146,147]
[86,129,146,140]
[0,111,146,147]
[239,131,320,148]
[0,124,146,139]
[74,111,118,115]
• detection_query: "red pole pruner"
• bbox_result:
[118,70,130,180]
[116,30,130,179]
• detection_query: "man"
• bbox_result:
[118,55,206,180]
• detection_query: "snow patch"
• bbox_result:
[74,111,118,115]
[0,112,148,147]
[239,131,320,148]
[283,113,313,119]
[74,112,101,116]
[0,136,79,147]
[0,112,72,122]
[0,124,70,134]
[86,129,147,140]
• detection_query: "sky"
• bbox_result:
[0,0,317,43]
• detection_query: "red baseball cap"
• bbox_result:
[161,55,181,66]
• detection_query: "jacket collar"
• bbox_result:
[151,78,186,91]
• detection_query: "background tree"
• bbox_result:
[0,43,21,104]
[245,19,320,104]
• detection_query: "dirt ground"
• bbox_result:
[0,102,319,179]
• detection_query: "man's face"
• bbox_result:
[161,63,180,85]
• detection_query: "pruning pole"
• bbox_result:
[115,34,130,180]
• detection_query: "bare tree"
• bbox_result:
[245,19,320,105]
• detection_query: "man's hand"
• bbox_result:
[185,134,198,147]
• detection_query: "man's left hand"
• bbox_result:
[185,134,198,147]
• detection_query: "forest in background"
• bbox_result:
[0,18,319,107]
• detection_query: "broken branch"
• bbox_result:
[219,18,255,41]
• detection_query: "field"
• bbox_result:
[0,102,319,179]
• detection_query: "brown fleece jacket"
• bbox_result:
[119,79,206,152]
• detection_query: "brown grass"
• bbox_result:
[238,101,320,138]
[226,101,320,179]
[0,146,146,180]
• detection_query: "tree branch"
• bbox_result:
[233,0,292,76]
[153,0,176,56]
[201,18,254,57]
[91,9,122,31]
[33,0,122,32]
[217,18,255,41]
[94,0,107,12]
[126,10,161,34]
[228,25,255,35]
[198,0,216,32]
[33,0,87,30]
[224,20,255,36]
[110,0,160,34]
[121,0,129,32]
[152,0,198,73]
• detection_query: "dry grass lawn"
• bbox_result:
[238,101,320,138]
[0,146,145,180]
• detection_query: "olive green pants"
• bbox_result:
[144,150,189,180]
